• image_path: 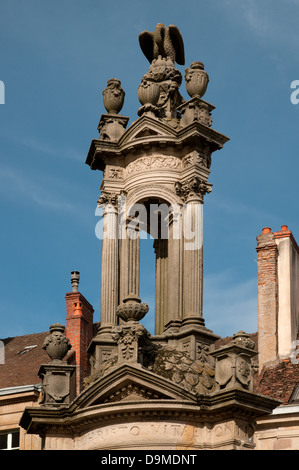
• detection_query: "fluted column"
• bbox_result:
[154,238,168,335]
[119,225,140,302]
[165,209,183,331]
[182,200,204,327]
[99,201,119,333]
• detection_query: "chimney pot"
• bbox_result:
[281,225,288,232]
[71,271,80,292]
[262,227,271,234]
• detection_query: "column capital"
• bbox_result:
[175,177,212,203]
[97,192,119,210]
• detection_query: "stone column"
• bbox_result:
[98,199,119,334]
[182,200,205,328]
[119,225,140,302]
[164,209,183,331]
[154,238,168,335]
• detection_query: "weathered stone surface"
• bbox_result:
[19,22,281,452]
[147,345,215,395]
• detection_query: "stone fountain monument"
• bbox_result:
[20,23,279,450]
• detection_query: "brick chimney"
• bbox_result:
[65,271,94,393]
[257,226,299,371]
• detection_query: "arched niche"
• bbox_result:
[120,186,183,335]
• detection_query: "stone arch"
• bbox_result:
[121,185,183,334]
[126,184,183,210]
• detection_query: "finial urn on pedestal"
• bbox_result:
[185,61,209,99]
[102,78,125,114]
[42,324,72,363]
[113,295,150,365]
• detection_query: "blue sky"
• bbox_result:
[0,0,298,339]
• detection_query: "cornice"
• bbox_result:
[86,119,230,171]
[20,386,280,437]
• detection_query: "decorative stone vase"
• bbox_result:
[42,324,72,362]
[102,78,125,114]
[138,79,160,106]
[185,62,209,99]
[116,294,149,322]
[232,331,256,350]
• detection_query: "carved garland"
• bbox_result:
[126,155,181,175]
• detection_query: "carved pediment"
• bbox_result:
[97,378,170,405]
[134,128,160,139]
[119,115,178,148]
[74,363,197,410]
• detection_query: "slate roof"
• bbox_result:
[256,358,299,405]
[0,332,49,389]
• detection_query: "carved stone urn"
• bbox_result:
[42,324,72,362]
[102,78,125,114]
[185,61,209,99]
[138,78,160,107]
[116,294,149,323]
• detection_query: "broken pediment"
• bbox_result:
[73,363,197,410]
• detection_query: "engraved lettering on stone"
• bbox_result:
[130,426,140,436]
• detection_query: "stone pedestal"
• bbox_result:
[210,331,258,393]
[38,363,76,406]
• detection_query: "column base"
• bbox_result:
[96,323,114,337]
[181,316,206,330]
[163,319,182,334]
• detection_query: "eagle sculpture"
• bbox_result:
[139,23,185,66]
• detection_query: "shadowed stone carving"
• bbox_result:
[147,345,215,395]
[42,324,71,362]
[102,78,125,114]
[210,331,257,392]
[139,23,185,65]
[39,324,75,406]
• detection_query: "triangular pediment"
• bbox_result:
[119,115,178,148]
[74,363,197,410]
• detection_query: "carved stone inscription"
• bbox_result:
[74,419,253,450]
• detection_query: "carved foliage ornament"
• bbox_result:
[175,177,212,203]
[126,155,181,175]
[111,323,150,363]
[97,192,119,208]
[182,150,211,169]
